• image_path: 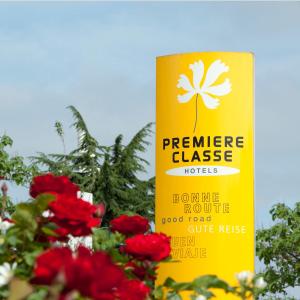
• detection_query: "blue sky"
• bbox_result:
[1,2,300,284]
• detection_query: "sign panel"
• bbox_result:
[156,52,254,299]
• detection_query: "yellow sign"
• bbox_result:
[155,52,254,299]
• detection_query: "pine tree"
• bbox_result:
[32,106,154,224]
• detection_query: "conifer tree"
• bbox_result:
[32,106,154,224]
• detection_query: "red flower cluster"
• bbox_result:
[33,246,150,300]
[30,174,101,239]
[123,233,171,262]
[110,215,150,236]
[28,174,171,299]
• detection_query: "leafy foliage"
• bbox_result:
[256,202,300,297]
[0,194,55,295]
[158,275,232,299]
[0,135,36,186]
[154,272,266,300]
[0,135,37,217]
[31,106,154,225]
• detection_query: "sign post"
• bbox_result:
[156,52,254,299]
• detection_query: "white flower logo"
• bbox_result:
[177,59,232,133]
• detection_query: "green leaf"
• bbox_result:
[26,289,48,300]
[163,277,177,288]
[23,249,43,267]
[5,229,21,246]
[153,286,164,299]
[41,226,59,237]
[33,193,56,214]
[166,292,182,300]
[12,204,37,233]
[193,275,230,292]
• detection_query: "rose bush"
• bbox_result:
[0,174,266,300]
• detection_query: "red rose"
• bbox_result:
[32,247,72,285]
[123,233,171,262]
[117,279,150,300]
[65,247,125,299]
[33,246,127,300]
[30,173,79,198]
[49,195,100,238]
[110,215,149,236]
[64,246,97,297]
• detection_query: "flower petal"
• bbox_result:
[203,78,231,96]
[0,277,8,287]
[177,74,194,92]
[0,267,6,276]
[189,60,204,90]
[177,91,195,103]
[201,60,229,90]
[0,263,9,275]
[200,92,220,109]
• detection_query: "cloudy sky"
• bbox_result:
[1,0,300,255]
